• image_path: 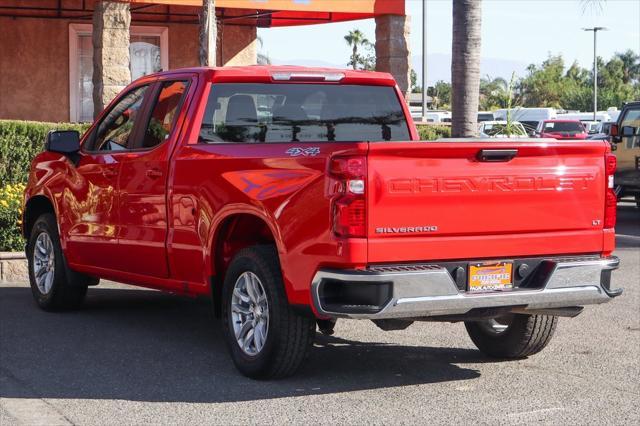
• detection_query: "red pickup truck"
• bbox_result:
[23,66,621,379]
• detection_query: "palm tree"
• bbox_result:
[344,29,369,70]
[451,0,482,137]
[615,50,640,84]
[256,35,271,65]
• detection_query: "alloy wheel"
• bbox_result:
[231,271,270,356]
[33,232,55,294]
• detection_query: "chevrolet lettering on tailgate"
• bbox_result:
[387,175,596,194]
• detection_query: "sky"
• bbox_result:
[258,0,640,86]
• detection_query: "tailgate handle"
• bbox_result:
[477,149,518,162]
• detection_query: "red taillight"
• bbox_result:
[329,156,366,179]
[605,154,617,176]
[330,156,366,238]
[604,190,617,228]
[333,197,366,237]
[604,153,617,229]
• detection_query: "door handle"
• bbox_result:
[146,168,163,179]
[102,169,118,178]
[477,149,518,162]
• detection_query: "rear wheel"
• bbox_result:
[221,245,315,379]
[27,213,90,311]
[465,313,558,358]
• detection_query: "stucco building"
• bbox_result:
[0,0,410,123]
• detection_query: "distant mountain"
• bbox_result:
[412,54,530,86]
[270,54,530,86]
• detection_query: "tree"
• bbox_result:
[451,0,482,137]
[427,81,452,110]
[519,55,566,108]
[519,53,640,111]
[256,35,271,65]
[615,50,640,84]
[360,41,376,71]
[410,69,421,93]
[479,75,510,110]
[199,0,216,66]
[344,29,370,70]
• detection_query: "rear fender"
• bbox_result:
[206,205,293,299]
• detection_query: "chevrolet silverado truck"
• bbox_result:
[23,66,621,379]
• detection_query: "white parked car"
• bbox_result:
[478,120,528,138]
[411,108,452,123]
[581,121,601,134]
[493,108,557,135]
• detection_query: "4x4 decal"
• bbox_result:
[286,147,320,157]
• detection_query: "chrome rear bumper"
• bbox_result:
[311,256,620,319]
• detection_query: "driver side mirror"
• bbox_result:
[621,125,636,137]
[609,124,620,143]
[46,130,80,154]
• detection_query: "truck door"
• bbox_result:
[64,84,150,271]
[116,78,193,278]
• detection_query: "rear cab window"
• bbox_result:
[543,121,585,133]
[198,83,410,143]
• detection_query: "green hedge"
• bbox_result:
[416,124,451,140]
[0,120,89,251]
[0,120,90,186]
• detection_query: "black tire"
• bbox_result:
[465,314,558,358]
[221,245,315,379]
[26,213,90,311]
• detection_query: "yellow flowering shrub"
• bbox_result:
[0,183,26,251]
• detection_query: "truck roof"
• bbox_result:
[542,119,583,123]
[146,65,398,86]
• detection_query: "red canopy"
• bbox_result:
[0,0,405,27]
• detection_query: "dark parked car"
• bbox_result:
[610,101,640,206]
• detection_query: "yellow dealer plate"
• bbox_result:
[468,262,513,292]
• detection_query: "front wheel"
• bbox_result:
[465,314,558,358]
[26,213,89,311]
[221,245,315,379]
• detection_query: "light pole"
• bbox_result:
[582,27,607,121]
[421,0,427,121]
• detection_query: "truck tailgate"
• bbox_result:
[367,141,608,263]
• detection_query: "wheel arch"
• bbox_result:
[23,194,57,241]
[206,207,287,316]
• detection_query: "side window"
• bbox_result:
[91,85,149,152]
[620,108,640,149]
[139,80,189,149]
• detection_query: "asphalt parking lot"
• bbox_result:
[1,203,638,425]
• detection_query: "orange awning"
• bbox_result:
[0,0,405,27]
[132,0,405,26]
[132,0,404,15]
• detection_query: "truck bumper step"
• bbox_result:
[311,256,621,319]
